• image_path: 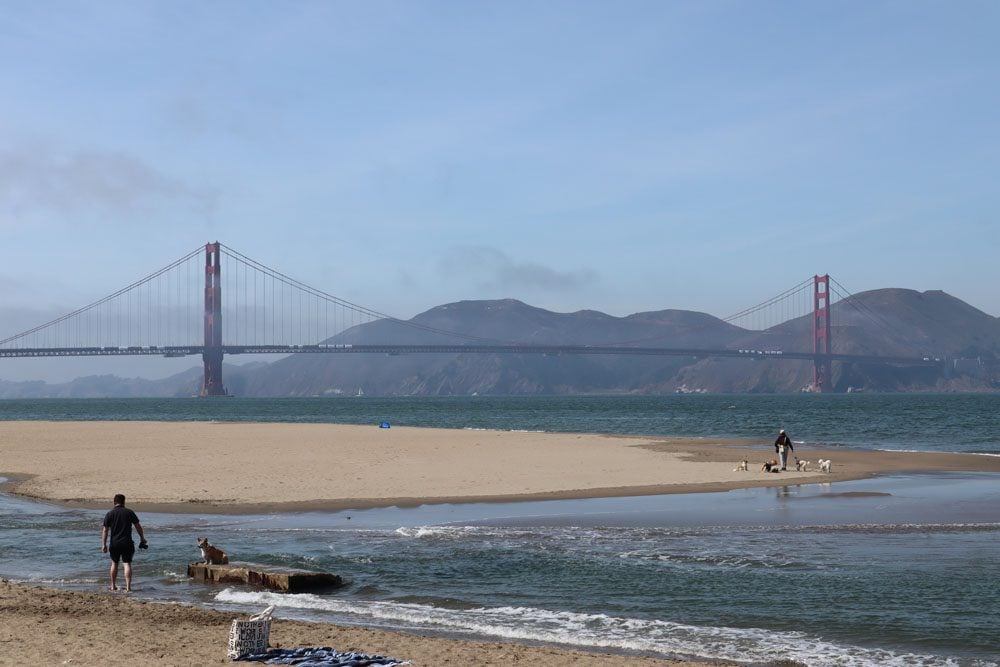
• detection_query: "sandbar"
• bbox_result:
[2,420,999,513]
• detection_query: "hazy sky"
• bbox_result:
[2,1,998,382]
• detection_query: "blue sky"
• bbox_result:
[1,1,998,381]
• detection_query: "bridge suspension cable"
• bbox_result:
[218,244,510,346]
[0,246,205,350]
[721,277,819,331]
[827,277,898,339]
[219,244,386,347]
[0,243,531,355]
[575,276,842,348]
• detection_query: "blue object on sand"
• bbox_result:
[379,422,390,429]
[235,646,405,665]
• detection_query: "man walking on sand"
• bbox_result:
[774,429,793,471]
[101,493,147,592]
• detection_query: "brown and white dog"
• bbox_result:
[734,458,749,472]
[197,537,229,565]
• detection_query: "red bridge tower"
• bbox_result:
[201,242,227,396]
[812,274,832,392]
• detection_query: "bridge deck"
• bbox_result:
[0,343,943,366]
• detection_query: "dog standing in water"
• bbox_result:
[197,537,229,564]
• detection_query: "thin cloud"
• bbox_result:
[0,145,217,221]
[437,245,598,294]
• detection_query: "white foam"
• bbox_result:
[393,525,539,540]
[18,576,101,585]
[875,448,1000,458]
[461,427,547,434]
[394,526,474,539]
[212,589,986,667]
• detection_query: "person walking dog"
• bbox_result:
[774,429,793,471]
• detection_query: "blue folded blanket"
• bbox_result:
[234,646,406,666]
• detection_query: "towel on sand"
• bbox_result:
[234,646,406,666]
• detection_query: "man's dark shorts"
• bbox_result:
[109,541,135,564]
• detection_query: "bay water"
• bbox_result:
[1,395,999,666]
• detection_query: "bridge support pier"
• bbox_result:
[201,242,227,397]
[812,274,832,392]
[201,347,226,397]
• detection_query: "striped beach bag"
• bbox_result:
[227,605,275,659]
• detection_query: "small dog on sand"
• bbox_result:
[734,458,749,472]
[795,457,811,472]
[197,537,229,565]
[760,459,780,473]
[818,458,832,473]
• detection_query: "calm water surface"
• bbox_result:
[1,393,999,453]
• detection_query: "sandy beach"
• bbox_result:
[3,420,998,514]
[3,420,1000,665]
[0,579,727,667]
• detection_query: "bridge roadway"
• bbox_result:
[0,344,944,367]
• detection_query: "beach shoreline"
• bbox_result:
[3,421,1000,665]
[3,420,1000,514]
[0,579,729,666]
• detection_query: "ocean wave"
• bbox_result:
[390,521,1000,558]
[461,426,548,433]
[875,448,1000,457]
[393,524,712,541]
[787,522,1000,535]
[616,549,798,570]
[394,525,546,540]
[212,589,988,667]
[14,576,101,585]
[394,525,476,539]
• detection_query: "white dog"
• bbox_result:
[795,457,811,472]
[734,458,749,472]
[818,458,832,473]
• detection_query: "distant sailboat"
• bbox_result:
[355,387,364,397]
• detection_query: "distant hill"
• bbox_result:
[674,289,1000,393]
[238,299,749,397]
[2,289,998,397]
[0,371,197,399]
[238,290,1000,396]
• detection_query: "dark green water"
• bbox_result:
[2,393,999,453]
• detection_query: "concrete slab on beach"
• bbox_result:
[187,562,344,592]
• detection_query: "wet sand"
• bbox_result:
[0,580,728,666]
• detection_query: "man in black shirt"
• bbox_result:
[101,493,147,592]
[774,429,794,471]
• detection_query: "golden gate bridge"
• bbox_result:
[0,242,940,395]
